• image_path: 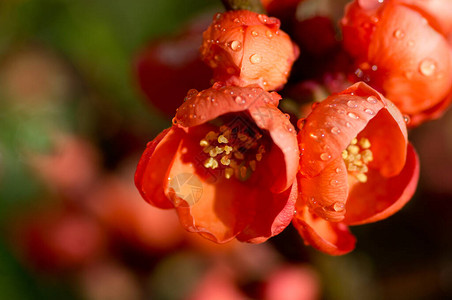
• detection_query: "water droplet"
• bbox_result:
[234,96,242,104]
[265,30,273,38]
[251,31,259,37]
[284,113,290,119]
[214,13,222,20]
[331,127,340,134]
[333,202,345,212]
[346,122,351,128]
[250,54,262,64]
[348,112,359,119]
[366,96,378,103]
[233,18,240,23]
[393,29,405,39]
[211,97,215,102]
[258,14,268,23]
[403,115,411,124]
[364,108,374,115]
[330,179,339,186]
[172,117,177,125]
[371,65,378,71]
[355,68,364,78]
[335,168,341,173]
[320,153,331,161]
[309,132,318,139]
[419,58,437,76]
[229,40,242,51]
[347,100,357,107]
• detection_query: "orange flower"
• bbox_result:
[135,84,299,243]
[200,10,299,91]
[294,82,420,255]
[341,0,452,126]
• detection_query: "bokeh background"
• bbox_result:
[1,0,452,299]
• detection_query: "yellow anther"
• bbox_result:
[256,153,262,161]
[360,165,368,173]
[342,150,348,159]
[218,135,229,143]
[359,138,371,149]
[225,168,234,179]
[203,146,213,153]
[220,155,230,166]
[209,148,219,157]
[224,145,233,154]
[204,157,219,169]
[234,152,244,160]
[351,138,358,145]
[249,160,256,171]
[215,146,224,154]
[362,150,373,163]
[348,145,360,155]
[239,166,248,178]
[206,131,218,141]
[348,164,358,172]
[200,139,209,147]
[238,133,248,141]
[356,173,368,183]
[258,145,265,154]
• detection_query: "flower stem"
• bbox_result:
[221,0,266,14]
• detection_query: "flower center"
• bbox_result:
[199,123,266,181]
[342,137,373,183]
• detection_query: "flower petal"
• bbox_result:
[293,202,356,256]
[165,125,257,243]
[175,85,281,128]
[249,104,299,192]
[236,181,297,243]
[344,143,420,225]
[298,157,349,222]
[135,127,184,209]
[299,82,386,177]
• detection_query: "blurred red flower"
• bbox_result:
[135,84,299,243]
[135,18,212,117]
[200,10,299,91]
[294,82,420,255]
[341,0,452,126]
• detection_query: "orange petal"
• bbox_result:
[166,125,256,243]
[249,104,299,192]
[298,157,349,222]
[293,203,356,256]
[135,127,184,209]
[175,85,280,128]
[298,82,386,177]
[344,143,420,225]
[236,181,298,243]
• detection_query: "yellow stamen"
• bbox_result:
[218,135,228,143]
[343,137,373,183]
[220,156,230,166]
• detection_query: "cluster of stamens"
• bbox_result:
[200,124,265,181]
[342,137,373,183]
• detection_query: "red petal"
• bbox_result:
[299,82,386,177]
[236,181,297,243]
[298,157,349,222]
[249,104,299,192]
[293,202,356,256]
[135,127,184,209]
[175,85,281,128]
[344,143,420,225]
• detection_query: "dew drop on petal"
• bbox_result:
[229,40,242,51]
[250,54,262,64]
[345,122,351,128]
[333,202,345,212]
[258,14,268,23]
[320,152,331,161]
[393,29,405,39]
[335,167,341,173]
[297,118,305,129]
[331,127,340,134]
[364,108,374,115]
[234,96,242,104]
[251,31,259,37]
[403,115,411,124]
[266,30,273,38]
[366,96,378,104]
[348,112,359,119]
[330,179,339,186]
[419,58,437,76]
[347,100,357,107]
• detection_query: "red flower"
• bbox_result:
[294,82,420,255]
[341,0,452,126]
[200,10,299,91]
[135,19,212,116]
[135,84,299,243]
